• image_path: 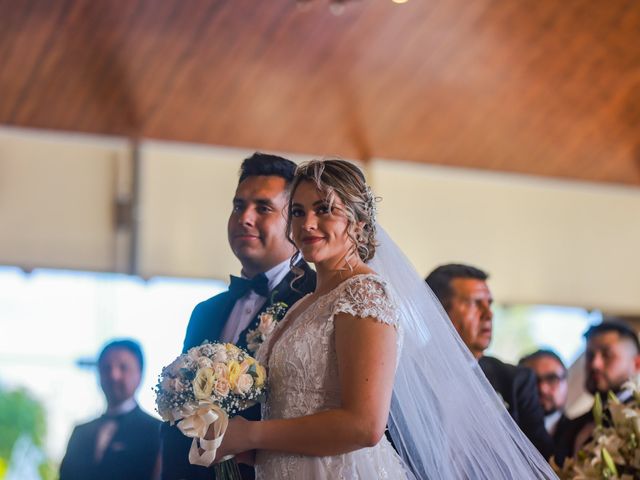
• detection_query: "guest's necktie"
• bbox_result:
[228,273,269,299]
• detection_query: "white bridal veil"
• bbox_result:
[369,227,558,479]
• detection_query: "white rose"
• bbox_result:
[197,357,214,369]
[187,348,200,361]
[258,313,276,336]
[233,373,254,395]
[199,343,217,357]
[212,349,228,364]
[181,356,197,371]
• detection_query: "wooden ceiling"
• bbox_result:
[2,0,640,185]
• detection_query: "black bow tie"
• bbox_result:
[228,273,270,299]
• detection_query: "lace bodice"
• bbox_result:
[254,274,409,479]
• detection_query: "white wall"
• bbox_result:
[0,128,129,272]
[371,159,640,314]
[1,127,639,313]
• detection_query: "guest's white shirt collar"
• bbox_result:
[106,397,137,417]
[544,410,562,435]
[617,388,633,403]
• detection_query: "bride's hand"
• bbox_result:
[205,416,252,462]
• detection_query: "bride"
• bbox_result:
[209,159,557,479]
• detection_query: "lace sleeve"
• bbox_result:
[332,275,399,327]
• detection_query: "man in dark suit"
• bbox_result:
[60,339,161,480]
[519,349,570,461]
[161,153,316,480]
[425,264,552,459]
[555,320,640,464]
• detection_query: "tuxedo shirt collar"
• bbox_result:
[105,397,137,418]
[222,259,293,344]
[240,258,291,296]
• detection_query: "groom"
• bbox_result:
[161,153,317,480]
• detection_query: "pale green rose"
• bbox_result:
[193,367,215,400]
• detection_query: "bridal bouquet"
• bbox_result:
[553,378,640,480]
[155,342,266,479]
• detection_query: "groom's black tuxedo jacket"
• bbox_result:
[161,262,316,480]
[479,355,553,460]
[60,405,161,480]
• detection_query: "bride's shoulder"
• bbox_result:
[339,272,388,291]
[332,273,399,325]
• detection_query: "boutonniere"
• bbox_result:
[246,301,288,353]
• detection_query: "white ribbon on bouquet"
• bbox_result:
[176,401,232,467]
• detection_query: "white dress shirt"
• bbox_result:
[220,259,292,344]
[544,410,562,435]
[95,398,137,461]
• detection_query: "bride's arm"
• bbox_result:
[214,312,397,457]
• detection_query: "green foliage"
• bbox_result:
[0,385,46,463]
[38,458,58,480]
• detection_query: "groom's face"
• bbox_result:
[446,278,494,359]
[228,175,295,277]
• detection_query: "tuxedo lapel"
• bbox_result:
[182,292,237,352]
[208,293,236,344]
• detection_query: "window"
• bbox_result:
[0,266,225,475]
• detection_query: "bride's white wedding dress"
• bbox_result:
[255,273,412,480]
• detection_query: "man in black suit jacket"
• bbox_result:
[555,320,640,464]
[60,339,161,480]
[426,264,552,459]
[519,349,570,462]
[161,153,317,480]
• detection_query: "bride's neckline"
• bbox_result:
[262,272,381,365]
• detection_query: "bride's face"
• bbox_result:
[290,180,354,267]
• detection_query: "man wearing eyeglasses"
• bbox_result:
[519,349,570,463]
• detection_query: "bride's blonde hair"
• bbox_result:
[286,159,378,268]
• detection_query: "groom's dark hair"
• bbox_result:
[238,152,297,186]
[425,263,489,311]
